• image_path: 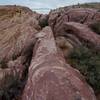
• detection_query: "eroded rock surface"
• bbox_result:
[0,5,41,61]
[55,22,100,50]
[0,5,40,99]
[0,5,99,100]
[22,27,96,100]
[49,8,100,30]
[48,8,100,50]
[48,7,100,99]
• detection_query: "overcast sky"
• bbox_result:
[0,0,100,13]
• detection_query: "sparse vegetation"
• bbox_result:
[89,22,100,35]
[75,2,100,9]
[0,74,21,100]
[0,60,8,69]
[68,46,100,93]
[39,17,48,28]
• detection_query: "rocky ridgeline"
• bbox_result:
[0,5,100,100]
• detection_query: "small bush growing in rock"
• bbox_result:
[0,73,22,100]
[39,15,48,28]
[89,22,100,35]
[68,46,100,93]
[0,60,7,69]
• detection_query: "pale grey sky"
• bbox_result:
[0,0,100,13]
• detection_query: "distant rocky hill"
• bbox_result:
[0,3,100,100]
[76,2,100,9]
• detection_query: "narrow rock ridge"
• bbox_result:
[21,27,96,100]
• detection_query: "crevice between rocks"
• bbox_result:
[0,38,37,100]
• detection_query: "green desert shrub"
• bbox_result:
[0,60,7,69]
[68,46,100,93]
[89,22,100,35]
[39,15,48,28]
[0,73,21,100]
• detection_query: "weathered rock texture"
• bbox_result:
[0,5,99,100]
[0,5,41,61]
[56,22,100,49]
[48,7,100,99]
[48,8,100,50]
[22,27,96,100]
[0,5,41,99]
[49,8,100,29]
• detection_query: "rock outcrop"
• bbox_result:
[48,8,100,50]
[54,22,100,49]
[49,8,100,30]
[0,5,41,61]
[0,5,40,99]
[48,6,100,99]
[22,27,96,100]
[0,5,99,100]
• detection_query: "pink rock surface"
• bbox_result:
[0,5,99,100]
[22,27,96,100]
[48,8,100,50]
[0,6,41,99]
[49,8,100,30]
[0,5,40,62]
[54,22,100,49]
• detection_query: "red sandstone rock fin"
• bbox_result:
[22,26,96,100]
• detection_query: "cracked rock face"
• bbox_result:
[55,22,100,50]
[48,8,100,50]
[49,8,100,29]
